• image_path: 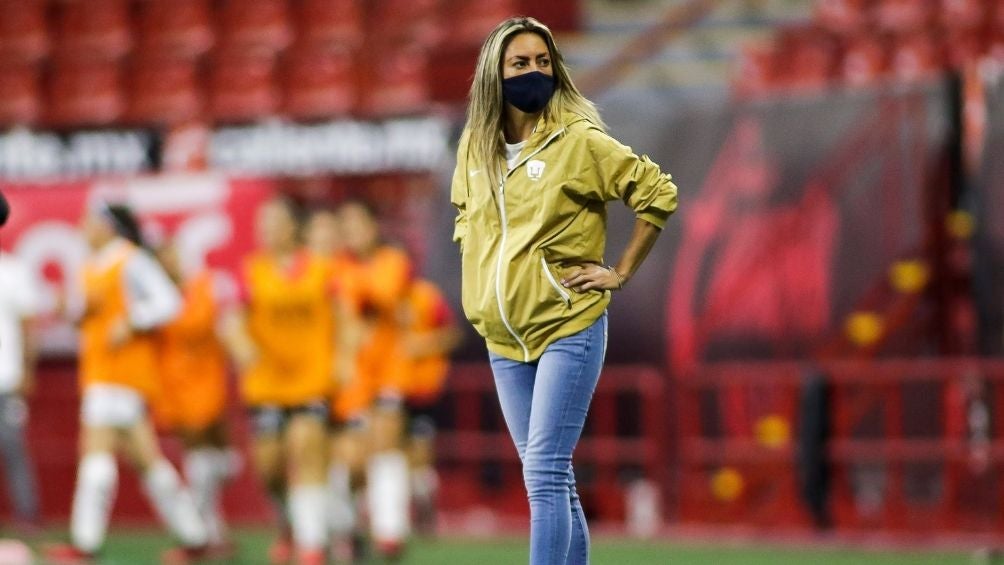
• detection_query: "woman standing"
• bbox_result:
[451,17,678,565]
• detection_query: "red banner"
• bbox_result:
[0,175,275,353]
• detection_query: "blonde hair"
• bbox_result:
[465,16,604,173]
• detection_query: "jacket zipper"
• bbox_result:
[540,257,571,307]
[492,127,565,363]
[495,174,531,361]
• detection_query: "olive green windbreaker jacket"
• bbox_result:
[450,110,678,362]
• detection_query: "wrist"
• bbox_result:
[605,265,626,289]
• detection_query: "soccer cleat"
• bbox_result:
[375,539,405,561]
[296,548,326,565]
[41,543,96,564]
[268,534,294,564]
[160,544,209,565]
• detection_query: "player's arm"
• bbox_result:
[113,251,182,346]
[221,304,258,373]
[405,292,461,358]
[333,292,362,387]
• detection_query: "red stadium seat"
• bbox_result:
[282,45,357,120]
[0,63,42,126]
[47,58,126,126]
[889,32,945,82]
[128,54,203,125]
[218,0,293,55]
[787,36,841,90]
[939,0,987,30]
[358,42,430,117]
[448,0,518,45]
[986,29,1004,60]
[370,0,443,47]
[209,52,280,123]
[55,0,132,60]
[137,0,215,59]
[0,0,49,63]
[874,0,936,32]
[296,0,364,49]
[840,35,890,86]
[814,0,873,35]
[771,26,840,90]
[943,27,987,68]
[733,44,781,96]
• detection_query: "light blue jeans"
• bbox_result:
[489,312,608,565]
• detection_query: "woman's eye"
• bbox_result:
[514,61,526,68]
[540,59,550,66]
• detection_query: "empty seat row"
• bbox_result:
[0,0,517,64]
[734,24,1004,96]
[0,44,431,127]
[815,0,1004,34]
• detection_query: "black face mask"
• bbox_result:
[502,71,555,114]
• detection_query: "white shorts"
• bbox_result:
[81,384,147,428]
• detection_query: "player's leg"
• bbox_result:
[405,401,439,536]
[181,421,236,550]
[0,393,40,528]
[327,412,371,563]
[367,397,410,556]
[249,406,292,564]
[122,415,209,552]
[68,424,119,557]
[327,424,363,539]
[62,384,141,558]
[284,403,330,563]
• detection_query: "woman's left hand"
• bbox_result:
[561,264,624,292]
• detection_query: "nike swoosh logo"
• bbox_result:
[469,169,481,177]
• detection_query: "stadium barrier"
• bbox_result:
[434,363,671,529]
[677,358,1004,535]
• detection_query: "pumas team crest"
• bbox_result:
[526,159,546,180]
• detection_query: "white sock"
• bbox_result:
[289,484,328,552]
[143,458,209,548]
[367,450,411,543]
[327,464,356,536]
[70,453,118,553]
[184,449,227,545]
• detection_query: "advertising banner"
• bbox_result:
[0,174,274,353]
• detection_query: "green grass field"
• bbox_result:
[21,528,979,564]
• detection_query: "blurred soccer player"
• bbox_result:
[223,198,334,565]
[44,203,208,565]
[305,207,367,560]
[398,278,460,534]
[0,245,41,532]
[153,240,238,557]
[337,200,414,558]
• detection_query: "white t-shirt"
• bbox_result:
[506,140,526,171]
[0,254,40,393]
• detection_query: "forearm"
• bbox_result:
[221,309,256,366]
[612,219,662,284]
